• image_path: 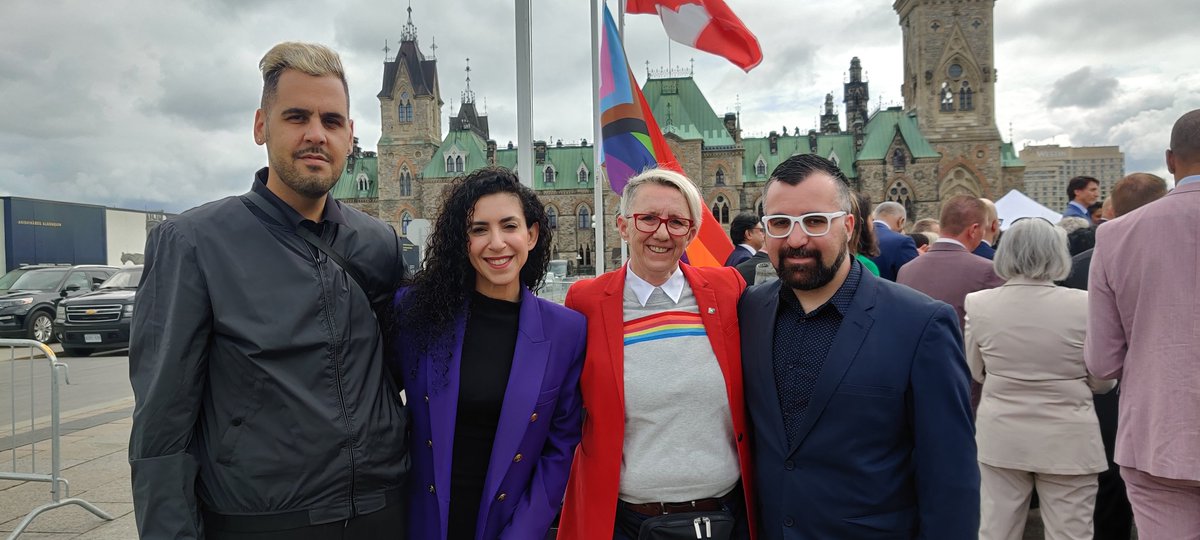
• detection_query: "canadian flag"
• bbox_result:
[626,0,763,72]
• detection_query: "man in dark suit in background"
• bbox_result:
[1061,171,1167,540]
[724,212,764,266]
[741,154,978,539]
[1062,175,1100,220]
[735,248,772,285]
[868,201,918,281]
[972,198,999,259]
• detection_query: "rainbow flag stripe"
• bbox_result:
[599,5,733,267]
[623,310,707,346]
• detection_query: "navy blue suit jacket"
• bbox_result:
[739,270,979,539]
[1062,201,1089,219]
[869,222,919,281]
[724,245,753,266]
[972,241,995,260]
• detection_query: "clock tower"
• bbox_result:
[895,0,1006,199]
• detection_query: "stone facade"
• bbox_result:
[340,2,1026,275]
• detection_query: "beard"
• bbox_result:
[269,146,340,199]
[775,242,847,291]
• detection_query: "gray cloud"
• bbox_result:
[0,0,1193,213]
[1046,66,1119,109]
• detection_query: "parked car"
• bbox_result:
[0,265,119,343]
[54,265,142,356]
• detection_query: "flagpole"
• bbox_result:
[590,0,606,276]
[515,0,534,188]
[616,0,629,268]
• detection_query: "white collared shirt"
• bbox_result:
[625,265,686,307]
[737,243,756,255]
[934,238,966,249]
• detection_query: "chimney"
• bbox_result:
[534,140,547,164]
[486,139,497,164]
[768,131,779,155]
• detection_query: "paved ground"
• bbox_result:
[0,399,137,539]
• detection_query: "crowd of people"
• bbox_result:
[126,42,1199,540]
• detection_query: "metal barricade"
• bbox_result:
[1,339,112,539]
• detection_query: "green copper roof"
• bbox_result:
[494,145,596,190]
[1000,142,1024,167]
[741,133,858,182]
[642,77,736,147]
[857,108,939,161]
[422,129,491,179]
[330,155,378,199]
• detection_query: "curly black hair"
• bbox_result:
[397,166,553,357]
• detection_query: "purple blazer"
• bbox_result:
[393,286,586,539]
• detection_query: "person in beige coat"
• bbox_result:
[964,218,1116,540]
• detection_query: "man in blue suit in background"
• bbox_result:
[740,154,979,539]
[868,201,918,280]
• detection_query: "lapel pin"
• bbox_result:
[708,308,716,314]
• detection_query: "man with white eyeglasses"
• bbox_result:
[738,154,978,539]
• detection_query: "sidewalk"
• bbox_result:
[0,398,137,539]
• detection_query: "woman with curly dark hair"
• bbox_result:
[392,167,586,540]
[849,191,881,276]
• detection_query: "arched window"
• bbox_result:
[755,158,767,177]
[398,92,413,123]
[940,81,955,112]
[356,172,370,192]
[577,204,591,229]
[712,195,731,225]
[546,206,558,229]
[399,165,412,196]
[544,165,556,184]
[445,155,455,173]
[455,155,464,173]
[715,168,726,186]
[959,81,974,111]
[578,242,593,267]
[400,211,413,236]
[578,167,588,184]
[887,180,915,220]
[892,149,907,172]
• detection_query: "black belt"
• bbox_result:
[202,488,403,533]
[622,485,741,516]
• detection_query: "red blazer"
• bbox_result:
[557,263,756,540]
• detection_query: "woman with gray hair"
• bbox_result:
[963,218,1115,540]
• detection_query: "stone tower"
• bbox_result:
[843,57,870,134]
[895,0,1005,199]
[376,4,442,231]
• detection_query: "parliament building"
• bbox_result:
[334,0,1026,275]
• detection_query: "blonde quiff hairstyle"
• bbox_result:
[259,42,349,110]
[618,168,704,229]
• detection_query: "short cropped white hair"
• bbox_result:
[618,168,703,228]
[993,218,1071,281]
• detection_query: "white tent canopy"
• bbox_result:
[994,190,1062,230]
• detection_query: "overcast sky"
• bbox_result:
[2,0,1195,213]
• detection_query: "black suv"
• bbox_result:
[54,265,142,356]
[0,265,119,343]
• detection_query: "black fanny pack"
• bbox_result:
[638,511,734,540]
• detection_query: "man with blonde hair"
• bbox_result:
[129,42,408,539]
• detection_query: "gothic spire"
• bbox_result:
[401,0,417,43]
[461,58,475,104]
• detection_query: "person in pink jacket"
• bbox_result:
[1085,108,1200,539]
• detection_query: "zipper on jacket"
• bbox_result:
[307,241,358,515]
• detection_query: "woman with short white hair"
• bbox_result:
[964,218,1115,540]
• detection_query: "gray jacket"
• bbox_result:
[129,171,408,539]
